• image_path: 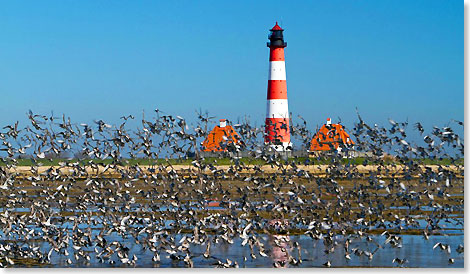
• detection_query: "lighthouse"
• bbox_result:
[265,22,291,151]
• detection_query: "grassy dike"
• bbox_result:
[1,157,464,167]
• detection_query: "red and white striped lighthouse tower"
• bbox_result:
[265,22,291,151]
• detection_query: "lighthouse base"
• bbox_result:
[266,142,292,152]
[265,145,292,161]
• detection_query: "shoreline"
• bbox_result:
[3,164,464,178]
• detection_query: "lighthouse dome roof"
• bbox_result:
[270,22,283,31]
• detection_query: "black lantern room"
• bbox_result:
[267,22,287,48]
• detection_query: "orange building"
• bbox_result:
[309,118,354,152]
[201,119,243,152]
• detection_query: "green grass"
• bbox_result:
[418,157,464,165]
[1,156,463,167]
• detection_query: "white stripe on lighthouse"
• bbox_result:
[266,99,289,119]
[268,61,286,80]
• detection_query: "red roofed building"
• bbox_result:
[201,119,243,152]
[309,118,355,152]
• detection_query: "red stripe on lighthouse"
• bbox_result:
[267,80,287,99]
[269,48,285,61]
[265,118,290,143]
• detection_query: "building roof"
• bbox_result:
[309,121,354,152]
[201,122,243,152]
[271,22,283,31]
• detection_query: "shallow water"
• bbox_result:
[1,203,464,268]
[11,228,461,268]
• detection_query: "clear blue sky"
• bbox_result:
[0,0,462,132]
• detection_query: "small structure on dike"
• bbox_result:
[309,118,355,155]
[201,119,243,153]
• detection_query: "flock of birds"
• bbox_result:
[0,109,464,267]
